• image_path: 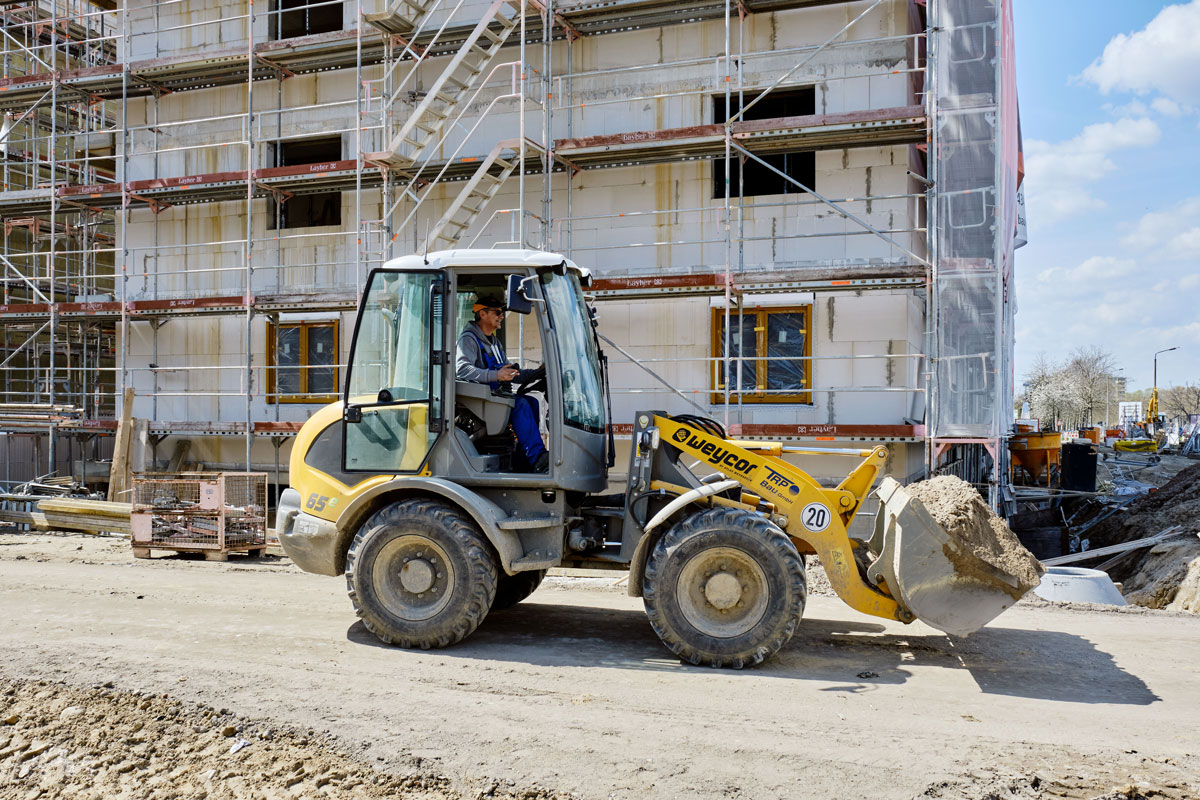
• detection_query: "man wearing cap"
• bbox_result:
[457,295,549,472]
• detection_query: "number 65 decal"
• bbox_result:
[801,502,831,533]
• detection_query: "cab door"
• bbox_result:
[342,269,448,474]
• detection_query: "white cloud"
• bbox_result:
[1162,320,1200,339]
[1036,256,1138,285]
[1024,118,1161,225]
[1081,1,1200,106]
[1151,97,1183,117]
[1120,196,1200,259]
[1103,99,1149,116]
[1178,273,1200,291]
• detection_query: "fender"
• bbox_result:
[625,528,659,598]
[334,476,525,575]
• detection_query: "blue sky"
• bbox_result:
[1013,0,1200,391]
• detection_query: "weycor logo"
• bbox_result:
[675,431,756,477]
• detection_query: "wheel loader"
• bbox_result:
[278,249,1033,667]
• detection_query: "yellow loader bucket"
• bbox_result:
[865,478,1042,637]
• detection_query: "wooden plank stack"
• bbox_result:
[0,499,132,535]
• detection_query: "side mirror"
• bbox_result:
[506,273,534,315]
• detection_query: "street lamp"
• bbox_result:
[1150,347,1178,430]
[1112,368,1124,428]
[1106,368,1122,428]
[1154,347,1177,390]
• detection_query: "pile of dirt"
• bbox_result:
[1086,463,1200,612]
[0,678,571,800]
[905,475,1044,594]
[1088,463,1200,547]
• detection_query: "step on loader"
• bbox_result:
[278,249,1036,667]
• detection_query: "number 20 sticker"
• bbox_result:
[801,502,831,532]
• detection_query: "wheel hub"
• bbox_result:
[703,571,742,609]
[677,547,770,638]
[400,558,436,594]
[371,535,454,621]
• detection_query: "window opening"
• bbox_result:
[269,136,343,229]
[273,0,344,40]
[713,87,816,198]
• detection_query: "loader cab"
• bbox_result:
[340,250,609,494]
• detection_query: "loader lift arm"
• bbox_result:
[645,415,911,624]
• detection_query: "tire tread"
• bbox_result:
[643,507,806,668]
[345,498,497,649]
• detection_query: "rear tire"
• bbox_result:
[346,498,497,649]
[643,507,806,668]
[491,569,547,611]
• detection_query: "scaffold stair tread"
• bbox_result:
[377,2,523,166]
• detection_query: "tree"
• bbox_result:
[1161,383,1200,421]
[1062,345,1116,425]
[1020,348,1120,430]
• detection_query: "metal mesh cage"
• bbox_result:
[131,472,268,553]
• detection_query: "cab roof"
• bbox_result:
[381,249,590,279]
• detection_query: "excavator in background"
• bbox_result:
[278,250,1035,667]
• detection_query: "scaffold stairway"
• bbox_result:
[424,138,537,250]
[370,0,527,171]
[364,0,439,36]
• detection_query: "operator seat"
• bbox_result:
[454,380,519,472]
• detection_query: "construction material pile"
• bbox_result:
[905,475,1045,596]
[0,476,130,536]
[0,678,568,800]
[1086,462,1200,612]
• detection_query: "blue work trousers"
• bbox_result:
[511,395,546,465]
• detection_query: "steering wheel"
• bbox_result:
[517,363,547,396]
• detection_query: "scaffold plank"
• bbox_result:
[609,422,923,441]
[588,270,924,299]
[0,0,877,112]
[128,296,251,316]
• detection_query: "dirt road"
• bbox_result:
[2,533,1199,800]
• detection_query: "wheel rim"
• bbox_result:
[676,546,770,638]
[372,534,455,621]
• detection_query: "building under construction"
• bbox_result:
[0,0,1022,510]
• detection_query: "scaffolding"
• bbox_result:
[0,0,1020,504]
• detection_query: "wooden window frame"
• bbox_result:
[267,320,340,404]
[710,305,812,404]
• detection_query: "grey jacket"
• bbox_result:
[456,321,540,385]
[456,321,506,384]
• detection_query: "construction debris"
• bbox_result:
[1042,526,1187,567]
[1080,462,1200,612]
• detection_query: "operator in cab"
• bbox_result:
[456,295,549,472]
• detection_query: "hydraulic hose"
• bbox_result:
[641,479,740,535]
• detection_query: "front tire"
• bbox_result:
[346,498,497,648]
[643,507,806,668]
